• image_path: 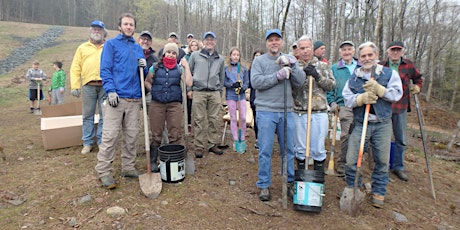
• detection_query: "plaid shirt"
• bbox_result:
[381,58,423,113]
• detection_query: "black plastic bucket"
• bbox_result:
[293,169,325,212]
[159,144,186,183]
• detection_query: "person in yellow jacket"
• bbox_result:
[70,20,107,154]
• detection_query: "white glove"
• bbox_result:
[275,56,296,67]
[276,67,291,81]
[108,92,119,107]
[138,58,147,68]
[71,89,80,98]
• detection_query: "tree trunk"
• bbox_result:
[375,0,385,60]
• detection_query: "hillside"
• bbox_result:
[1,21,460,229]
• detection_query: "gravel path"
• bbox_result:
[0,26,65,75]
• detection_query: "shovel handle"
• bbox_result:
[139,67,151,172]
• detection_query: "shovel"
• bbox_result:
[182,72,195,175]
[138,66,162,199]
[325,107,338,175]
[235,63,246,154]
[34,80,42,115]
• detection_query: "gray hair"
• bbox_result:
[357,41,378,56]
[297,35,312,44]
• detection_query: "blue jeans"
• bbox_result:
[293,112,328,161]
[392,111,407,171]
[82,85,106,146]
[345,120,391,196]
[256,111,295,189]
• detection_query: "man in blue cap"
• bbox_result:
[70,20,108,154]
[188,31,226,158]
[251,29,306,201]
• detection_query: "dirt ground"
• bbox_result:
[1,22,460,229]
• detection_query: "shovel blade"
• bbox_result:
[340,187,366,216]
[34,109,42,116]
[235,140,246,154]
[139,172,162,199]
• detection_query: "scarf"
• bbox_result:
[163,57,177,69]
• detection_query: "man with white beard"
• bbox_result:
[70,20,108,154]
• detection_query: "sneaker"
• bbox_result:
[195,148,204,158]
[254,139,259,149]
[370,194,385,208]
[30,108,34,114]
[209,146,223,155]
[100,175,117,189]
[336,164,345,177]
[121,170,139,178]
[393,170,408,181]
[81,145,92,154]
[296,158,306,169]
[259,188,270,201]
[314,160,325,173]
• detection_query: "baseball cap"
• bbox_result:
[388,41,404,49]
[168,32,178,38]
[90,20,105,29]
[265,29,282,40]
[187,33,194,38]
[339,41,354,48]
[140,31,152,39]
[203,31,217,39]
[292,42,298,48]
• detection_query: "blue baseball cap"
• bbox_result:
[265,29,282,40]
[90,20,105,29]
[203,31,216,39]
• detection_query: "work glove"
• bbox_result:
[231,81,242,89]
[330,102,339,112]
[275,55,296,67]
[71,89,80,98]
[234,87,242,95]
[108,92,119,107]
[410,85,420,94]
[276,67,291,81]
[356,91,378,106]
[363,79,386,97]
[304,64,320,81]
[138,58,147,68]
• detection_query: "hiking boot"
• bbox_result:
[371,194,385,208]
[121,170,139,178]
[287,182,295,200]
[314,159,325,173]
[393,170,408,181]
[209,146,223,155]
[100,175,117,189]
[81,145,92,154]
[259,188,270,201]
[336,164,345,177]
[296,158,306,169]
[195,148,204,158]
[150,144,159,173]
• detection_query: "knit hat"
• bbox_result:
[314,41,325,50]
[163,43,179,55]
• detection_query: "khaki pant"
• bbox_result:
[95,99,140,177]
[192,90,221,150]
[149,101,182,146]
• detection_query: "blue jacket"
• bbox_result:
[150,63,182,103]
[224,62,249,100]
[348,67,393,122]
[327,58,361,106]
[100,34,147,99]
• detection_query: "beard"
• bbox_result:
[90,33,103,44]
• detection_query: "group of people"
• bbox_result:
[60,12,422,209]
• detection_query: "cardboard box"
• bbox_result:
[40,101,99,150]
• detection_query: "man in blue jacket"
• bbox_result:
[95,13,148,189]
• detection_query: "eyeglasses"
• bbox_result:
[140,37,152,42]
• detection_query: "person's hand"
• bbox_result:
[363,79,386,97]
[231,81,242,89]
[304,64,320,81]
[108,92,119,107]
[275,56,296,67]
[410,85,420,94]
[71,89,80,98]
[138,58,147,68]
[356,91,378,106]
[276,67,291,81]
[234,87,242,95]
[330,102,339,112]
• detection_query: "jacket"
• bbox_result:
[100,34,146,99]
[224,62,249,100]
[292,57,335,113]
[70,41,104,90]
[150,63,182,103]
[189,49,225,91]
[327,58,361,107]
[50,69,66,90]
[27,68,47,89]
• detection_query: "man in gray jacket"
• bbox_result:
[189,31,226,158]
[251,29,306,201]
